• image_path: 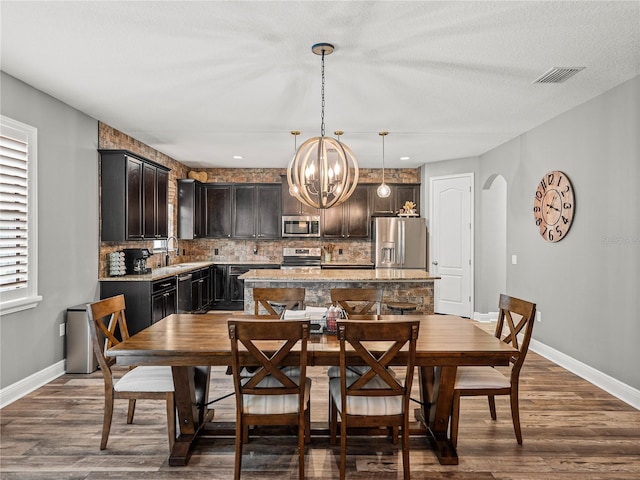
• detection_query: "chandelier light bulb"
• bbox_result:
[377,131,391,198]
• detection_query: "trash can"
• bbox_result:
[66,304,98,373]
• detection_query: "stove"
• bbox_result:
[281,247,322,270]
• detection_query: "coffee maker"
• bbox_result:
[123,248,152,275]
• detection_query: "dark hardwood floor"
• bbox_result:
[1,322,639,479]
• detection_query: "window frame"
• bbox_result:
[0,115,42,315]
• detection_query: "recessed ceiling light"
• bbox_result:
[233,155,243,160]
[400,156,410,161]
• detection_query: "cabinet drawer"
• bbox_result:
[153,277,177,294]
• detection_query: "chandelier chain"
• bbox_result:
[320,50,326,137]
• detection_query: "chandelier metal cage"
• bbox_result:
[287,43,359,209]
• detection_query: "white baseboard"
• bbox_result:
[0,360,66,409]
[529,338,640,410]
[473,311,498,322]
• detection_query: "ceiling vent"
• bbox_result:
[533,67,585,84]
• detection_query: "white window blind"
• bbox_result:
[0,116,40,315]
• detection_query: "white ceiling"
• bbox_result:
[1,1,639,169]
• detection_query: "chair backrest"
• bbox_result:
[228,319,310,401]
[495,294,537,375]
[331,288,382,315]
[253,287,305,315]
[86,294,130,377]
[337,319,419,402]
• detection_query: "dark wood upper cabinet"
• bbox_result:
[204,184,233,238]
[370,183,421,215]
[321,184,370,239]
[100,150,170,241]
[177,179,204,239]
[233,184,281,239]
[281,176,320,215]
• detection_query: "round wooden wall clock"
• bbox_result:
[533,170,575,242]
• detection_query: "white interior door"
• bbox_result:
[430,173,473,317]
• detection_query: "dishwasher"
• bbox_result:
[177,273,193,313]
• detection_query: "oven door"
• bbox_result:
[282,215,320,237]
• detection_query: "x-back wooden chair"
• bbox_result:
[450,293,537,447]
[329,319,420,480]
[86,294,175,450]
[330,287,382,315]
[253,287,305,316]
[228,319,311,480]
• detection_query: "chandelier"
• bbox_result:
[287,43,359,209]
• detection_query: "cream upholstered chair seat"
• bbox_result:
[329,375,404,416]
[454,366,511,390]
[241,375,312,415]
[114,366,175,393]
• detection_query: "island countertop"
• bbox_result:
[239,268,440,282]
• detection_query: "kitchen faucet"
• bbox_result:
[165,236,179,266]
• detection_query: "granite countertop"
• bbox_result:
[240,268,439,282]
[100,261,216,282]
[321,261,374,267]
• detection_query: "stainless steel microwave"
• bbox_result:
[282,215,321,237]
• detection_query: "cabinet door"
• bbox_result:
[322,184,370,238]
[143,162,157,238]
[205,185,232,238]
[281,179,319,215]
[256,185,281,238]
[152,293,165,323]
[321,204,344,238]
[155,168,169,238]
[371,184,395,215]
[345,185,370,238]
[201,272,212,308]
[213,266,226,303]
[126,156,144,239]
[165,289,177,317]
[233,185,256,238]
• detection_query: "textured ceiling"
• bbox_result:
[1,1,639,169]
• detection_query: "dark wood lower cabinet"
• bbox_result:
[101,277,178,336]
[210,264,279,311]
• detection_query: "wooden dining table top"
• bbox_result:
[108,313,517,367]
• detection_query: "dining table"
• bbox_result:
[107,313,517,467]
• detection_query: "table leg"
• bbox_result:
[418,365,459,465]
[169,366,212,466]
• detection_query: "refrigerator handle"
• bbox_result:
[398,220,405,266]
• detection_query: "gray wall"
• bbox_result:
[424,76,640,389]
[0,72,99,389]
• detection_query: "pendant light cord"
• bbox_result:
[382,133,385,181]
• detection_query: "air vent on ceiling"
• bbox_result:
[533,67,585,84]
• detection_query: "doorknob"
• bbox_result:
[432,261,438,265]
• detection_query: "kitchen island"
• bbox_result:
[239,268,440,314]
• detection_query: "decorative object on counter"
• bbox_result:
[187,170,207,182]
[323,243,335,262]
[108,251,126,276]
[398,200,417,216]
[376,131,391,198]
[286,42,359,210]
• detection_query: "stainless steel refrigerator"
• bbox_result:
[373,217,427,269]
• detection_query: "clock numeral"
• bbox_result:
[539,178,547,192]
[563,202,572,209]
[536,218,542,226]
[533,206,541,213]
[547,172,555,186]
[562,216,570,225]
[561,185,571,196]
[556,174,563,186]
[555,225,563,238]
[547,229,554,241]
[535,190,543,201]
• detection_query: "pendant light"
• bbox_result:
[376,131,391,198]
[286,43,359,209]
